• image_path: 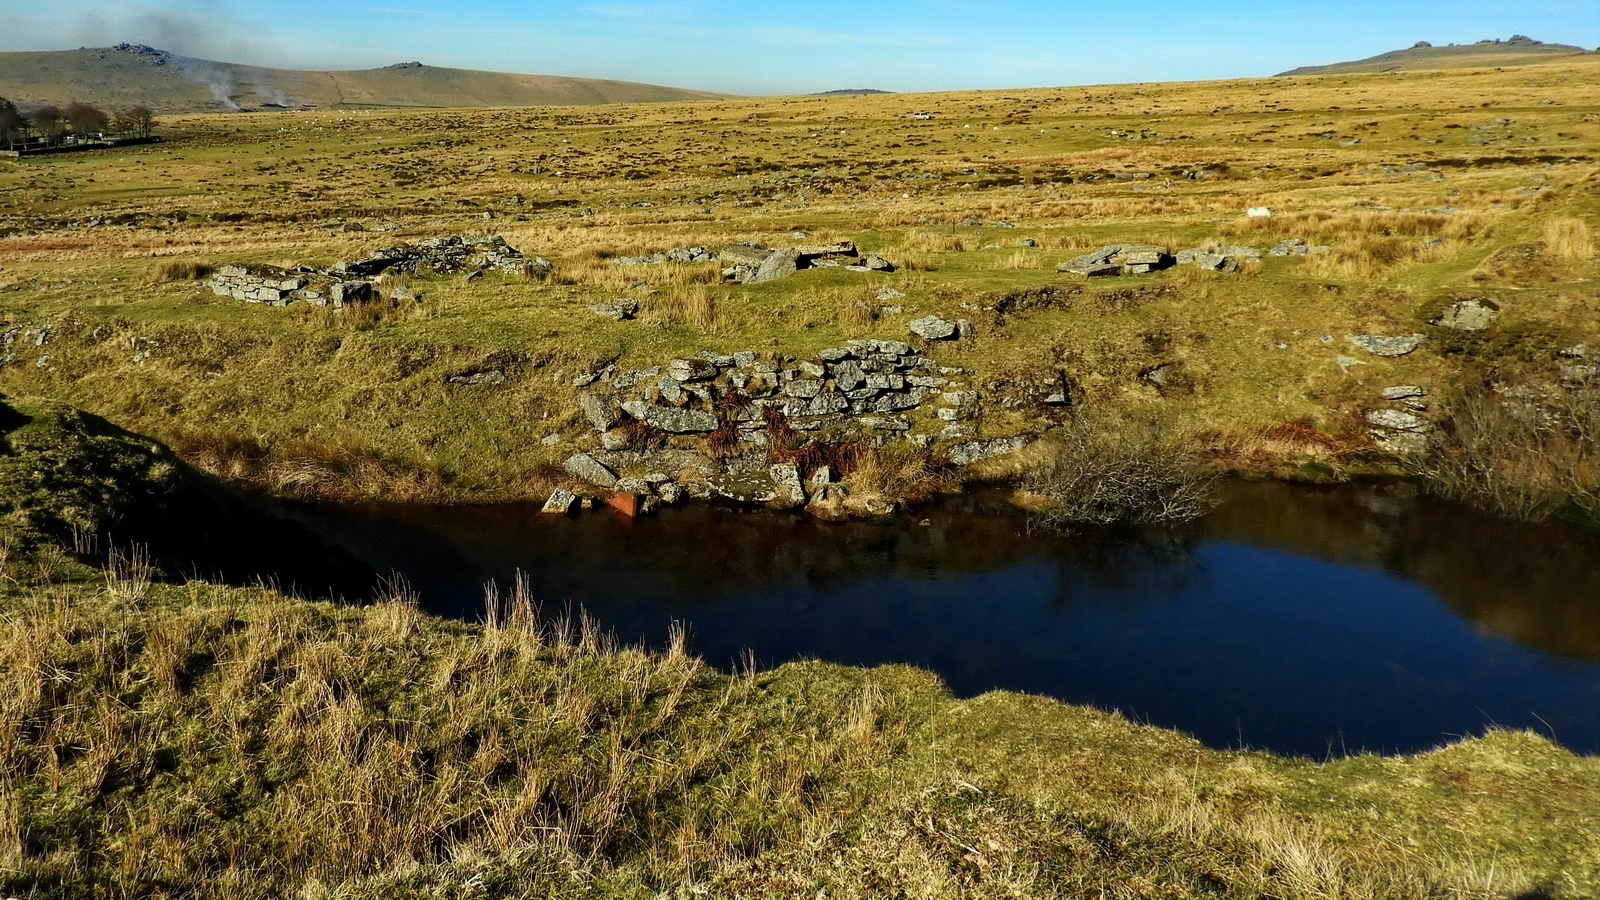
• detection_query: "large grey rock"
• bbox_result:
[1366,409,1430,432]
[562,453,618,489]
[621,402,718,434]
[1380,385,1427,401]
[657,376,687,406]
[769,464,806,509]
[1349,334,1425,357]
[747,249,801,284]
[795,241,857,261]
[541,488,578,515]
[948,435,1030,465]
[709,469,779,504]
[1432,299,1499,331]
[909,315,958,340]
[588,299,639,321]
[1058,244,1172,276]
[580,392,621,432]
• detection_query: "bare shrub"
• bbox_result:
[1023,419,1219,531]
[1410,383,1600,522]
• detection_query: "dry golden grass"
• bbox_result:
[999,250,1042,270]
[3,552,1592,898]
[1543,216,1596,259]
[148,260,213,283]
[645,282,722,331]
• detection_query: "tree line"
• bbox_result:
[0,98,155,151]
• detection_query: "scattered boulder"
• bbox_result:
[948,435,1030,465]
[1175,249,1232,271]
[1431,298,1500,331]
[336,234,547,278]
[709,468,780,505]
[562,452,619,489]
[909,315,958,340]
[1058,244,1173,277]
[611,253,669,266]
[588,299,639,321]
[1349,334,1425,357]
[580,392,621,432]
[541,488,578,515]
[748,249,802,285]
[1380,385,1427,401]
[447,369,505,386]
[1268,238,1319,257]
[769,464,806,510]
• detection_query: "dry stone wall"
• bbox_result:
[207,265,373,308]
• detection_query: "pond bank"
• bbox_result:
[277,477,1600,758]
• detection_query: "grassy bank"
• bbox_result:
[3,554,1598,898]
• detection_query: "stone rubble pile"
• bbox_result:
[204,234,549,310]
[1367,385,1434,454]
[1057,244,1173,277]
[608,240,896,284]
[1062,238,1332,277]
[335,234,550,278]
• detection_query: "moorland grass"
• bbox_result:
[2,551,1597,898]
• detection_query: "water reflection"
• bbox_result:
[1204,481,1600,661]
[283,482,1600,757]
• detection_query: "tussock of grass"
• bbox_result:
[1543,216,1595,260]
[149,260,213,283]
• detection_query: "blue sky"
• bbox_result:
[3,1,1596,94]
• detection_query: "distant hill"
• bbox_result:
[0,44,726,112]
[812,89,892,96]
[1279,35,1596,76]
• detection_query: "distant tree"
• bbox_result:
[0,97,23,150]
[29,105,66,145]
[65,100,109,137]
[120,105,156,139]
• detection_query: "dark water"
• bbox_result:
[281,481,1600,758]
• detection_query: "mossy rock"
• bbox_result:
[0,395,188,548]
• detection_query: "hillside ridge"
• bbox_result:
[1280,34,1597,75]
[0,42,727,112]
